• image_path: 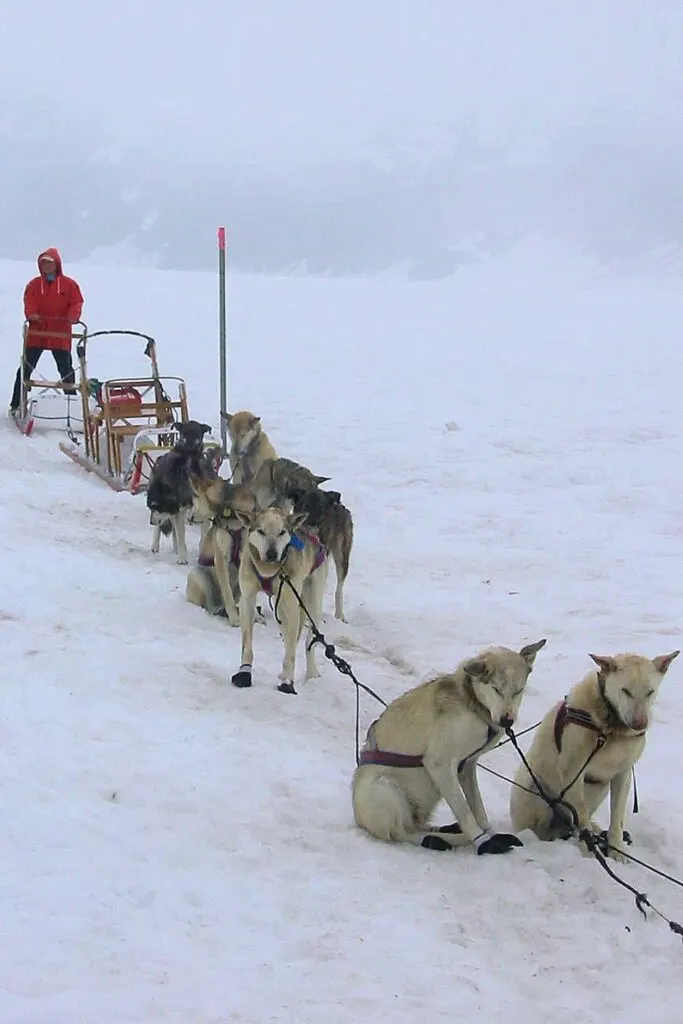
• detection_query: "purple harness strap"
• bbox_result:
[253,567,279,597]
[197,528,243,570]
[230,528,243,567]
[553,700,605,752]
[357,721,424,769]
[299,529,326,571]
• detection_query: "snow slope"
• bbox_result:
[0,252,682,1022]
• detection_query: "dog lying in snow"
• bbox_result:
[186,474,258,625]
[352,640,546,853]
[509,650,679,861]
[146,420,215,564]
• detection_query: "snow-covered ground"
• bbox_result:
[1,251,682,1022]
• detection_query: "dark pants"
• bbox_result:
[10,346,77,410]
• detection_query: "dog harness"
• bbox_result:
[552,694,647,753]
[198,526,243,569]
[253,530,326,597]
[553,700,606,752]
[358,719,499,770]
[358,720,425,768]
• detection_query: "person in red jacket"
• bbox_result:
[9,248,84,415]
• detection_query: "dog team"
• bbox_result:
[146,411,353,694]
[145,412,679,861]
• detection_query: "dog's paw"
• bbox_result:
[277,680,297,695]
[476,833,524,856]
[176,557,189,566]
[421,834,453,852]
[231,667,252,688]
[595,829,632,861]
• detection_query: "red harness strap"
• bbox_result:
[357,721,424,768]
[553,700,605,752]
[298,529,326,571]
[254,531,326,597]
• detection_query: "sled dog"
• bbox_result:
[230,505,328,694]
[352,640,547,854]
[147,420,215,564]
[509,650,679,861]
[225,410,278,486]
[288,485,353,621]
[186,475,259,623]
[247,457,330,513]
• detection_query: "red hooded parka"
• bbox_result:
[23,248,84,351]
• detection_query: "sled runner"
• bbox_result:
[56,327,221,492]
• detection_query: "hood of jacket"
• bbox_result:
[37,247,63,276]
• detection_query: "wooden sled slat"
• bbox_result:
[58,442,126,492]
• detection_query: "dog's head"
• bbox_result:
[189,474,258,525]
[174,420,212,454]
[462,639,547,730]
[590,651,679,731]
[286,467,330,492]
[235,506,307,566]
[225,410,263,457]
[288,486,341,526]
[188,474,229,522]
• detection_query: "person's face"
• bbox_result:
[39,257,56,276]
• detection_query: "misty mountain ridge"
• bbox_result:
[2,104,682,280]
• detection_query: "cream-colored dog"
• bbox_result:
[509,650,679,860]
[230,505,328,694]
[224,410,277,486]
[352,640,546,854]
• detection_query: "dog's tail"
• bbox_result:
[338,511,354,580]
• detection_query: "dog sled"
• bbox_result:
[13,320,89,437]
[52,326,221,492]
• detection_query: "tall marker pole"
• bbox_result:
[217,226,228,451]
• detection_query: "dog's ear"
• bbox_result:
[589,654,618,675]
[188,471,204,494]
[234,509,255,529]
[313,475,330,486]
[519,638,547,668]
[325,490,342,504]
[222,412,233,425]
[652,650,680,675]
[463,658,489,680]
[289,511,309,533]
[200,423,212,435]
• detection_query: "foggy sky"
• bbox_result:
[2,1,683,272]
[4,1,682,165]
